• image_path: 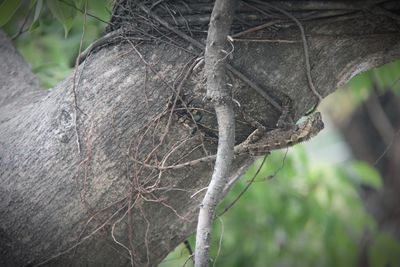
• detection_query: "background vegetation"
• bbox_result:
[2,1,400,266]
[161,148,398,267]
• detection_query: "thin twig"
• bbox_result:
[365,91,395,146]
[33,202,129,266]
[232,37,300,43]
[137,1,282,112]
[222,158,254,195]
[58,0,112,25]
[183,255,195,267]
[191,187,209,199]
[254,1,323,105]
[231,20,283,38]
[373,128,400,166]
[184,239,194,256]
[212,217,224,267]
[218,154,267,217]
[11,8,32,40]
[111,195,140,267]
[183,239,194,265]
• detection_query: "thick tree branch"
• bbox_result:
[195,1,236,266]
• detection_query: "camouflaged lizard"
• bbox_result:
[159,112,324,170]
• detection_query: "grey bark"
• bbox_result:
[1,2,400,266]
[195,0,236,266]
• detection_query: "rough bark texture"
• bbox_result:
[195,1,236,266]
[1,1,400,266]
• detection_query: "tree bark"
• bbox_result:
[195,1,236,266]
[337,89,400,267]
[1,1,400,266]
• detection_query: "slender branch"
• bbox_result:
[194,1,236,266]
[72,0,88,155]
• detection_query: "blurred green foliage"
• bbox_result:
[344,60,400,106]
[0,0,23,27]
[160,147,399,267]
[370,233,400,267]
[1,0,111,88]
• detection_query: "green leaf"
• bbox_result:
[29,19,40,31]
[0,0,22,27]
[29,0,43,31]
[46,0,77,37]
[352,161,383,190]
[29,0,38,9]
[73,0,83,8]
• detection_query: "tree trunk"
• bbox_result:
[337,89,400,267]
[1,1,400,266]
